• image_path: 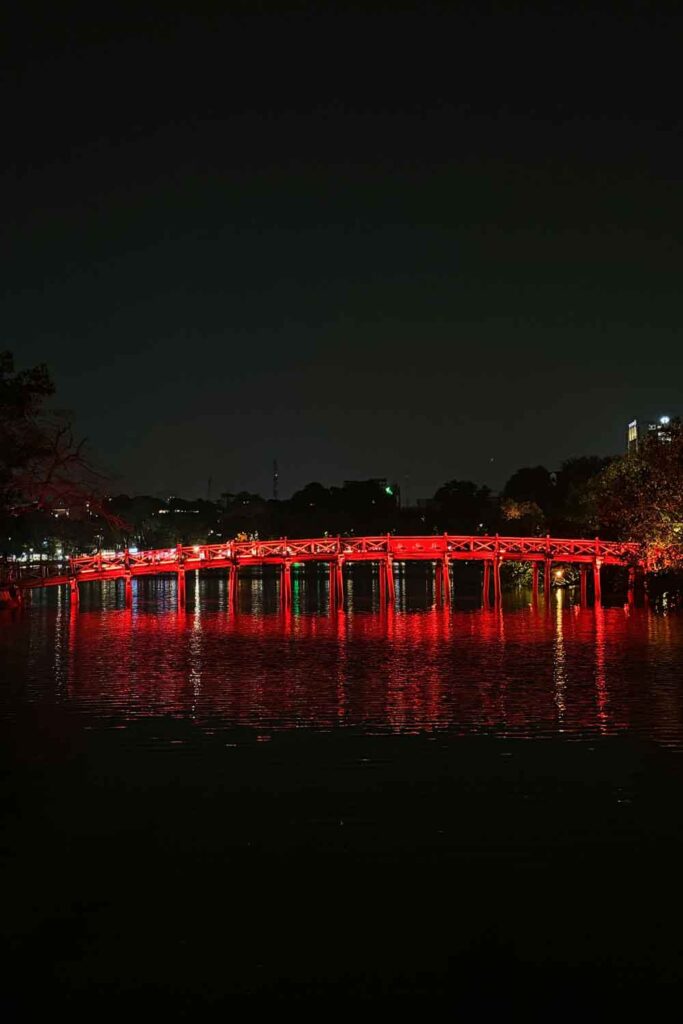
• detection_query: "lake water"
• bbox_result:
[2,571,683,1013]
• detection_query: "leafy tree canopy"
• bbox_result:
[502,466,554,510]
[596,432,683,568]
[432,479,492,533]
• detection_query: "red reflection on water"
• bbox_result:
[51,594,682,742]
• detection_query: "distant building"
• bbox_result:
[627,415,680,452]
[627,418,651,451]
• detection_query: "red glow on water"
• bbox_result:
[41,595,681,743]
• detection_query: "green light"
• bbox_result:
[385,486,393,496]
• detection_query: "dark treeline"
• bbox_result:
[103,455,615,549]
[4,457,615,558]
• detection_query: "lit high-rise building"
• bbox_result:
[627,415,679,451]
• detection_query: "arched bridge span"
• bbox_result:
[5,534,641,608]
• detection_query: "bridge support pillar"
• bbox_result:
[229,564,238,611]
[532,563,539,603]
[627,566,636,606]
[435,559,443,606]
[493,556,502,606]
[580,566,588,606]
[544,558,552,600]
[385,556,395,604]
[329,562,336,607]
[335,558,344,606]
[378,560,386,607]
[593,558,602,606]
[69,578,79,604]
[177,569,186,609]
[124,573,133,607]
[482,560,491,607]
[442,557,451,607]
[636,567,646,605]
[282,562,292,607]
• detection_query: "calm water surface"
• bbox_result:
[2,571,683,1012]
[3,573,683,743]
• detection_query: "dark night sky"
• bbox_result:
[3,2,681,500]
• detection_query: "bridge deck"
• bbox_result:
[5,534,640,590]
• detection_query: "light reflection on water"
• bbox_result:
[2,568,682,747]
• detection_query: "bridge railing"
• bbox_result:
[391,537,444,556]
[230,537,346,560]
[0,561,72,585]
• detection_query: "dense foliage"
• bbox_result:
[595,432,683,569]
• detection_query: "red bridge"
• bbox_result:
[5,534,641,607]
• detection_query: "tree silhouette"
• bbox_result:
[0,351,118,525]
